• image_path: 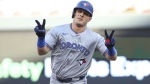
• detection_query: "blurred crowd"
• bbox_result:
[0,0,150,17]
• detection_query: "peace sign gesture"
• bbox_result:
[34,19,46,38]
[105,30,116,48]
[35,19,46,30]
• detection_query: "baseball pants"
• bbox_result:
[49,74,87,84]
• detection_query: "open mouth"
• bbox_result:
[78,18,83,21]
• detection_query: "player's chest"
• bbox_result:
[58,33,95,47]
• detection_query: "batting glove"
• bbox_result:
[105,30,116,48]
[34,19,46,38]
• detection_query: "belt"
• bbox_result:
[56,76,85,83]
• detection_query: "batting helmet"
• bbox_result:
[72,0,93,18]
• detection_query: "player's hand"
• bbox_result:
[34,19,46,38]
[105,30,116,48]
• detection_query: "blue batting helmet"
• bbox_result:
[72,0,93,18]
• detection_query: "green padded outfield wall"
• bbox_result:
[94,38,150,58]
[0,31,149,59]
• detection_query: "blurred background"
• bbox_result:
[0,0,150,84]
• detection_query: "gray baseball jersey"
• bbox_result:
[45,23,107,78]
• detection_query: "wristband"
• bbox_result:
[37,38,46,48]
[107,47,116,56]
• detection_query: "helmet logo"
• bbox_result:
[83,3,89,7]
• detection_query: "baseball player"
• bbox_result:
[34,0,117,84]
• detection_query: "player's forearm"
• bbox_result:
[37,46,50,55]
[105,47,117,61]
[106,53,117,61]
[37,38,50,55]
[105,53,117,61]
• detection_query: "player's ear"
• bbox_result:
[72,9,77,18]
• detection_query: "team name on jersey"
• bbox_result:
[59,42,90,56]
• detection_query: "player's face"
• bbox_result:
[73,9,92,27]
